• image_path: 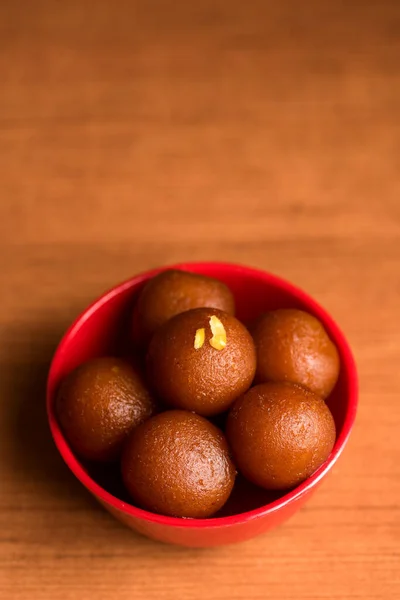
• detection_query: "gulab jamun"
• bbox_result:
[56,357,157,462]
[251,308,340,399]
[147,307,256,416]
[132,269,235,345]
[226,382,336,490]
[121,410,236,518]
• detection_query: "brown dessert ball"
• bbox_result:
[251,308,340,399]
[226,382,336,490]
[132,269,235,345]
[121,410,236,518]
[56,357,157,462]
[147,307,256,416]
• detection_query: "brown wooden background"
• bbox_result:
[1,1,399,599]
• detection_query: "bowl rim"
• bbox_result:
[46,261,358,529]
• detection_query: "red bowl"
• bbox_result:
[47,262,358,547]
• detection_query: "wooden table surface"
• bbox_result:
[1,1,399,598]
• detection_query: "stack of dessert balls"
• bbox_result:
[57,270,339,519]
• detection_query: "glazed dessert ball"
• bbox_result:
[56,357,157,462]
[121,410,236,518]
[147,307,256,416]
[132,269,235,345]
[251,308,340,399]
[226,382,336,490]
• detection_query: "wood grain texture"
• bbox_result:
[0,1,399,598]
